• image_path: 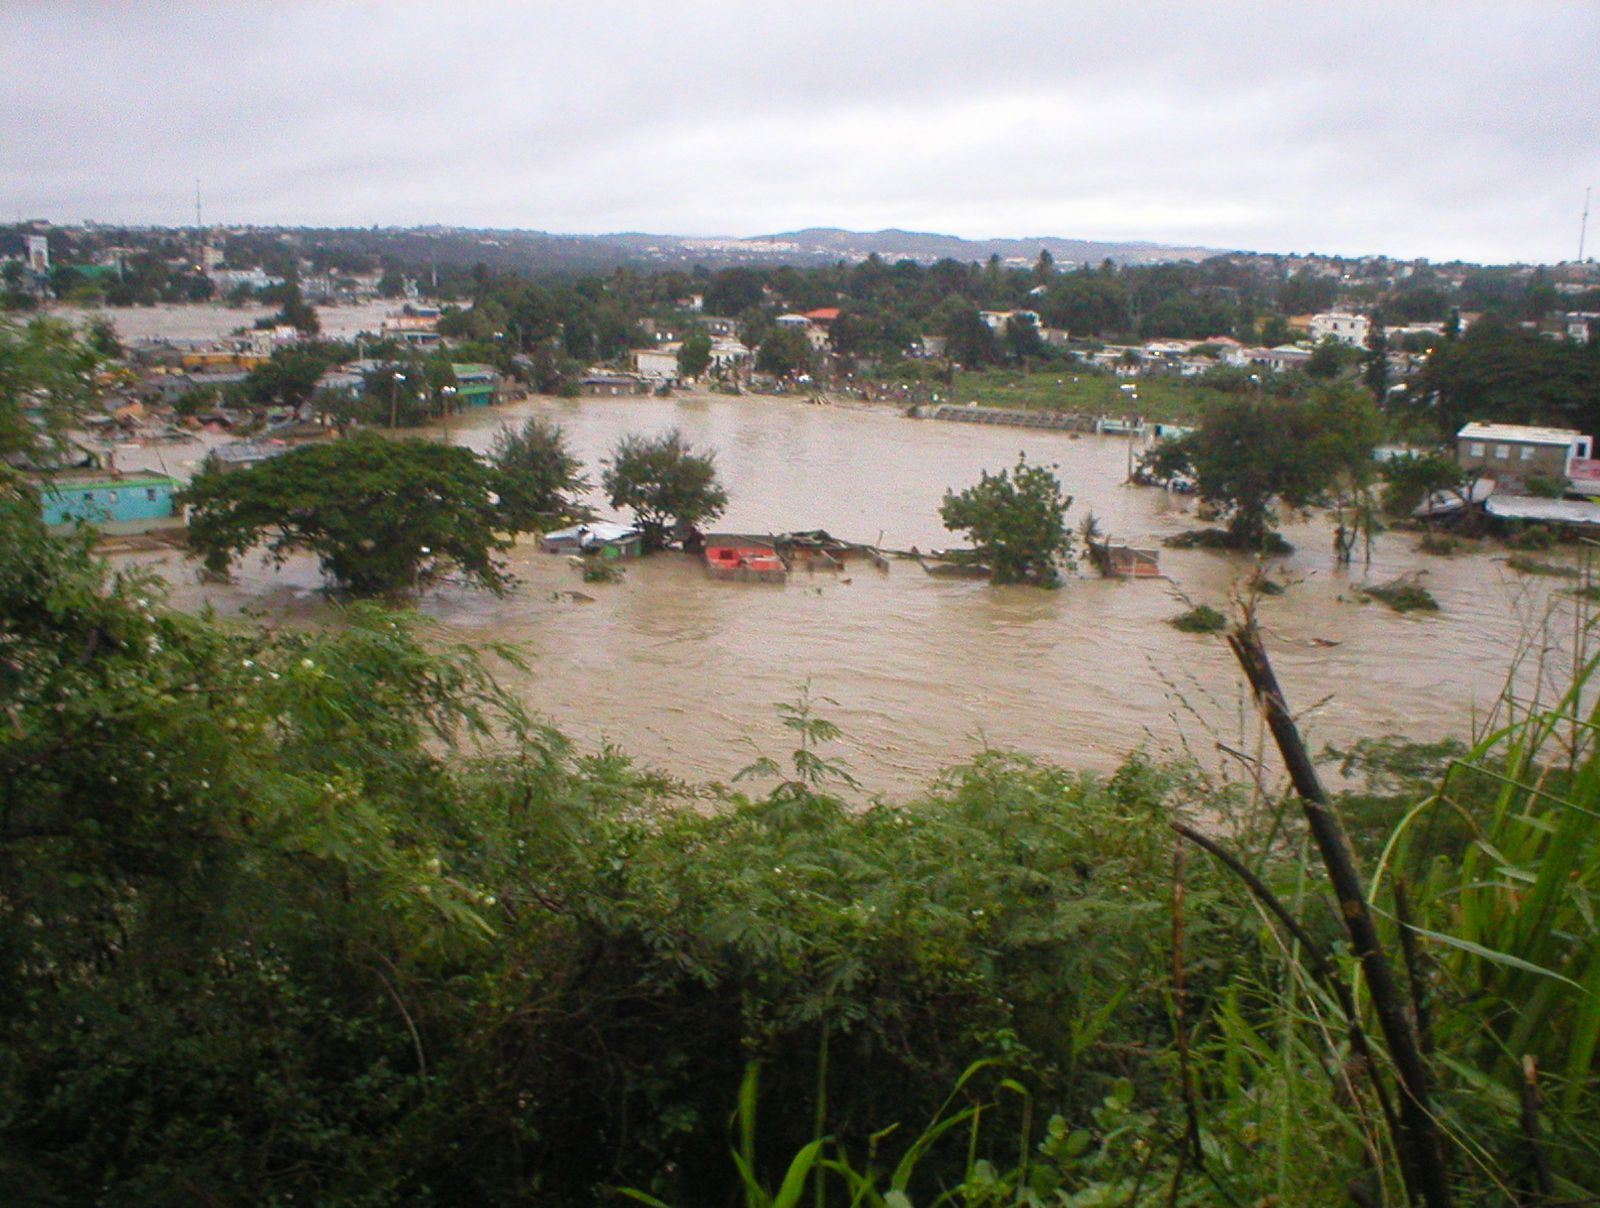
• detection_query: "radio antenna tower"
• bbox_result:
[1581,186,1591,262]
[195,179,203,232]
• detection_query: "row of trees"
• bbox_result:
[179,424,728,598]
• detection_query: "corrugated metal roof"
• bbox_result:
[1484,495,1600,525]
[543,521,639,544]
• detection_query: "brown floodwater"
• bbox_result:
[124,392,1599,801]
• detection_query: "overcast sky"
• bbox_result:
[6,1,1597,264]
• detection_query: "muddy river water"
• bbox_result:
[127,391,1596,800]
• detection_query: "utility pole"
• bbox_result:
[1581,187,1592,262]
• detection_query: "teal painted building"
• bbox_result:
[449,363,499,407]
[37,474,180,527]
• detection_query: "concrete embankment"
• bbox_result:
[920,404,1104,433]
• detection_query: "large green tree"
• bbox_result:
[756,326,813,378]
[939,455,1074,586]
[488,416,589,532]
[601,428,728,550]
[1416,317,1600,437]
[236,342,351,410]
[181,433,512,598]
[1154,388,1380,549]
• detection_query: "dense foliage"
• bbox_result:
[4,476,1600,1205]
[1413,316,1600,437]
[488,415,590,532]
[1147,386,1381,549]
[601,428,729,550]
[180,432,513,598]
[939,455,1075,586]
[0,315,98,458]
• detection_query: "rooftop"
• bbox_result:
[1457,422,1587,445]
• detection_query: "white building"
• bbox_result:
[708,338,752,370]
[209,266,282,292]
[1309,311,1371,347]
[634,347,680,384]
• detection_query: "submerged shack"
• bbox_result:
[702,534,787,583]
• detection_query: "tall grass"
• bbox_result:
[1376,650,1600,1197]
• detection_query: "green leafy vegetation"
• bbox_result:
[1524,471,1568,499]
[0,315,99,459]
[1417,532,1465,555]
[180,432,512,598]
[1505,553,1580,577]
[1163,527,1294,555]
[1144,386,1380,550]
[1360,577,1440,612]
[488,415,590,532]
[580,556,626,583]
[1506,522,1558,551]
[938,455,1074,586]
[601,428,729,551]
[1380,450,1475,518]
[1168,603,1228,632]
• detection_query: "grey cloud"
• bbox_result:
[4,1,1597,262]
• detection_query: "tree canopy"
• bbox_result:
[488,415,589,532]
[1151,387,1380,549]
[180,433,512,598]
[939,454,1074,586]
[677,329,713,378]
[1415,317,1600,437]
[601,428,728,550]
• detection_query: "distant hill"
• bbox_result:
[598,227,1225,268]
[18,221,1229,279]
[763,228,1224,266]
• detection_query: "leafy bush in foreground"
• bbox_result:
[7,477,1600,1206]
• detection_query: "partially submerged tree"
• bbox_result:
[755,327,812,379]
[1379,450,1477,517]
[488,416,590,532]
[939,454,1074,586]
[1152,388,1380,550]
[181,432,512,598]
[601,428,728,551]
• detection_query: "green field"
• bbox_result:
[937,368,1226,424]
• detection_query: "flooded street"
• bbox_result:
[130,392,1596,800]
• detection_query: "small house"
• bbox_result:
[634,348,680,385]
[1309,312,1371,347]
[579,372,649,396]
[702,534,787,583]
[449,363,499,407]
[1456,422,1593,489]
[1085,537,1162,578]
[36,472,180,527]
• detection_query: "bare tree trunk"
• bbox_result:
[1227,622,1452,1208]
